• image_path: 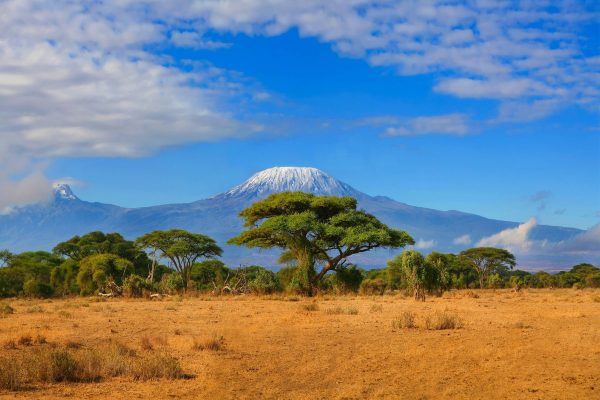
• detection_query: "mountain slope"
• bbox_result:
[0,167,583,269]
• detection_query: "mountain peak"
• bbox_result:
[53,183,78,201]
[219,167,361,199]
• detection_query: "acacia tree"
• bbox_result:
[0,250,12,267]
[459,247,516,289]
[136,229,222,291]
[228,192,414,295]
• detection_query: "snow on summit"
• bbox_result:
[221,167,359,198]
[52,183,78,200]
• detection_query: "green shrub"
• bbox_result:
[159,273,184,294]
[123,275,154,297]
[359,278,386,295]
[23,279,54,298]
[248,269,280,294]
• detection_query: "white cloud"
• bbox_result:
[414,239,436,250]
[0,0,597,208]
[477,218,537,253]
[453,234,472,245]
[384,114,470,136]
[477,219,600,260]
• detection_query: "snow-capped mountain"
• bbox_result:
[53,183,78,201]
[219,167,360,200]
[0,167,586,270]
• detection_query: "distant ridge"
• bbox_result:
[0,167,585,270]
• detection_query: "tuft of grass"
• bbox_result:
[0,303,15,315]
[425,311,463,330]
[140,336,153,351]
[131,353,183,381]
[286,296,300,302]
[35,334,47,345]
[26,305,44,313]
[3,340,17,350]
[392,311,417,329]
[326,306,359,315]
[369,304,383,313]
[65,340,82,349]
[153,335,169,347]
[192,335,224,352]
[18,335,33,347]
[0,356,23,390]
[57,310,72,319]
[512,321,533,329]
[463,290,480,299]
[593,296,600,303]
[174,329,182,336]
[301,303,319,312]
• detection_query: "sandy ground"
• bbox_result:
[0,289,599,400]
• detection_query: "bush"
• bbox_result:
[248,269,280,294]
[425,312,462,330]
[359,278,386,295]
[123,275,154,297]
[192,335,224,351]
[23,279,54,298]
[392,311,417,329]
[301,303,319,312]
[585,272,600,288]
[0,356,23,390]
[159,273,184,294]
[131,353,183,381]
[0,303,15,315]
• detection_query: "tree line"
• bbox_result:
[0,192,598,298]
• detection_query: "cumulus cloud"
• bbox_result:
[477,218,537,253]
[453,234,472,245]
[414,239,436,250]
[477,219,600,260]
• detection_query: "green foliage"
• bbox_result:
[359,278,386,295]
[397,250,430,301]
[324,265,364,294]
[0,268,24,297]
[487,273,504,288]
[159,273,184,294]
[229,192,413,294]
[50,259,80,296]
[191,260,230,290]
[123,274,155,297]
[0,249,12,267]
[275,266,297,291]
[23,278,54,298]
[247,268,280,294]
[459,247,516,289]
[76,254,133,295]
[136,229,222,291]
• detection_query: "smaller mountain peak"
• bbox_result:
[53,183,78,201]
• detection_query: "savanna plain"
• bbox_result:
[1,289,599,400]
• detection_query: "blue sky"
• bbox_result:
[1,1,599,231]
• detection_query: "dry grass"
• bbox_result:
[301,303,319,312]
[139,336,153,351]
[326,305,359,315]
[192,335,224,352]
[0,289,598,399]
[392,311,417,329]
[425,311,463,330]
[0,303,15,315]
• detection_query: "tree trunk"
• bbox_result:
[294,250,316,296]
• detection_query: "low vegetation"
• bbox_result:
[0,341,186,391]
